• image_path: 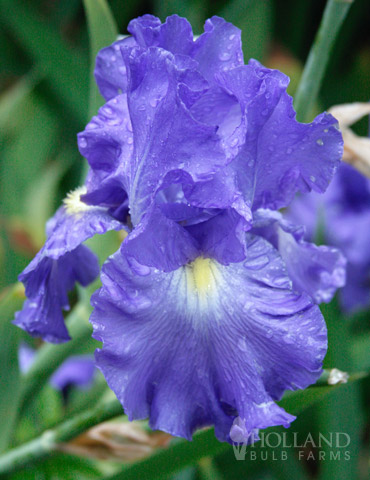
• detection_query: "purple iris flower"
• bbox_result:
[289,162,370,312]
[16,14,345,443]
[19,343,95,391]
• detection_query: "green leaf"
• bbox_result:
[0,284,25,452]
[0,93,58,217]
[65,373,109,420]
[18,302,95,418]
[293,0,353,122]
[10,453,101,480]
[317,300,364,480]
[23,149,74,247]
[0,0,89,124]
[15,385,63,446]
[218,0,273,61]
[83,0,118,120]
[352,332,370,372]
[0,69,42,135]
[279,385,339,416]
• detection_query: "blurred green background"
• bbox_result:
[0,0,369,479]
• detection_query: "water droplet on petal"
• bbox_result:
[219,52,231,61]
[266,329,273,339]
[103,106,113,116]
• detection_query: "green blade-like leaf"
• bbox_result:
[83,0,118,120]
[18,302,95,417]
[0,0,88,124]
[0,284,25,452]
[23,149,75,247]
[317,301,363,480]
[0,69,42,134]
[10,453,101,480]
[218,0,273,61]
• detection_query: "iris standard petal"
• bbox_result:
[192,16,243,83]
[126,47,227,224]
[91,235,326,442]
[95,36,137,101]
[219,61,343,211]
[128,14,194,55]
[128,14,243,83]
[78,94,134,189]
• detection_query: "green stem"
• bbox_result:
[294,0,353,122]
[0,399,123,475]
[18,302,92,415]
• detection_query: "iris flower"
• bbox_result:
[289,162,370,312]
[19,343,96,392]
[16,15,345,442]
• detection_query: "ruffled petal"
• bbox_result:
[91,235,326,442]
[125,47,227,224]
[128,14,243,84]
[15,194,124,343]
[189,87,243,160]
[192,16,243,83]
[219,61,343,211]
[15,245,98,342]
[253,100,342,209]
[253,209,346,304]
[78,94,134,189]
[128,14,194,55]
[41,199,123,258]
[95,36,137,101]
